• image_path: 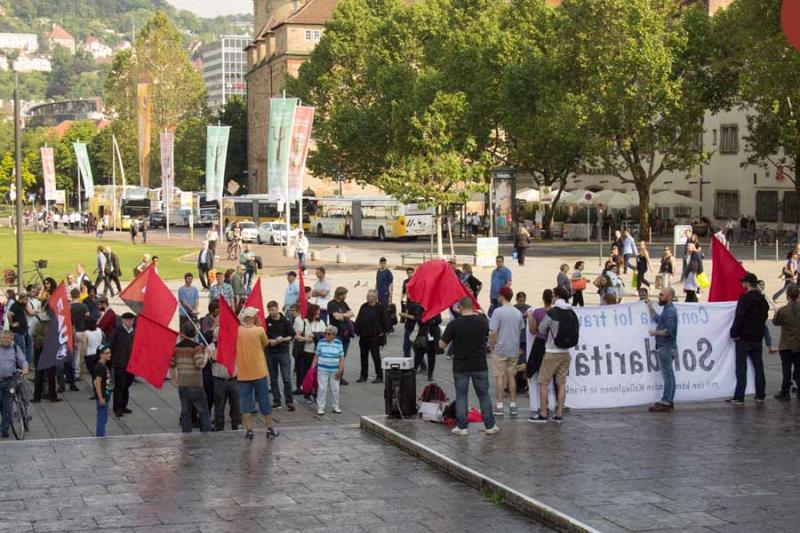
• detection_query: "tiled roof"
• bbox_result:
[48,24,74,40]
[279,0,338,26]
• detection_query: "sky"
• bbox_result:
[165,0,253,17]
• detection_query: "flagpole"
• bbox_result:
[76,139,82,215]
[112,135,117,231]
[164,128,170,240]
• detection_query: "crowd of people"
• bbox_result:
[3,225,800,440]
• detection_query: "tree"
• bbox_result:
[501,0,586,233]
[104,11,206,186]
[214,97,247,186]
[714,0,800,200]
[558,0,713,230]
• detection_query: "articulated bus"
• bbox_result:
[309,196,434,240]
[221,195,318,230]
[88,185,151,230]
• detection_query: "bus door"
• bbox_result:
[352,200,363,238]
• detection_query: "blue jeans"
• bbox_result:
[179,387,210,432]
[96,399,109,437]
[13,333,31,364]
[0,378,11,434]
[657,346,677,405]
[239,377,272,415]
[734,340,766,401]
[268,350,293,405]
[402,328,412,358]
[453,370,496,430]
[298,252,306,271]
[337,335,350,357]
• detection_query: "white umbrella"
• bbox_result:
[625,190,640,205]
[516,188,540,202]
[650,190,702,208]
[559,189,595,206]
[592,190,637,209]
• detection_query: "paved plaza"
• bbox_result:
[0,427,546,533]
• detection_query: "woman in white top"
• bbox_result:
[293,303,326,401]
[83,317,105,390]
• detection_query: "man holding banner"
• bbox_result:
[645,287,679,412]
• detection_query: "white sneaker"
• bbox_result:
[332,407,342,413]
[451,427,468,436]
[494,403,504,416]
[484,425,500,435]
[317,408,325,415]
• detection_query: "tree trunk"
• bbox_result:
[637,183,650,236]
[543,204,554,239]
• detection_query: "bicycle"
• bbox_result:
[3,259,47,287]
[8,372,32,440]
[227,239,243,261]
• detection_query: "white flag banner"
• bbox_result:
[41,147,56,201]
[526,301,755,410]
[160,131,175,203]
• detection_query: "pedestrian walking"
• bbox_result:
[375,257,394,307]
[556,264,572,300]
[636,241,653,290]
[489,255,512,314]
[772,284,800,401]
[772,250,798,302]
[571,261,586,307]
[231,265,246,310]
[92,344,111,437]
[0,330,29,439]
[646,287,679,412]
[513,225,531,266]
[266,301,295,411]
[110,312,136,417]
[684,243,701,303]
[105,246,122,295]
[197,241,213,291]
[313,324,346,415]
[489,287,525,417]
[171,322,210,433]
[206,224,219,258]
[531,287,579,423]
[658,247,675,289]
[727,272,769,405]
[130,220,138,244]
[440,297,498,436]
[355,290,389,383]
[296,230,309,271]
[622,229,637,274]
[236,306,278,440]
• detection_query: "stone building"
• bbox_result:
[44,24,76,54]
[245,0,379,196]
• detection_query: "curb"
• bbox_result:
[360,416,602,533]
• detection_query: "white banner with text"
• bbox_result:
[526,301,754,409]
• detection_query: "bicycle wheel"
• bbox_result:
[9,397,25,440]
[18,382,30,431]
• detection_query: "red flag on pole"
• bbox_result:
[216,296,239,376]
[244,278,266,327]
[39,282,74,370]
[119,264,177,324]
[709,235,747,302]
[407,259,480,322]
[127,314,178,389]
[297,261,308,319]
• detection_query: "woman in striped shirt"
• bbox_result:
[313,325,346,415]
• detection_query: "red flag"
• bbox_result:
[216,297,238,376]
[709,235,747,302]
[120,264,177,325]
[244,278,266,327]
[127,314,178,389]
[407,259,480,322]
[49,282,74,351]
[39,282,74,370]
[297,261,308,319]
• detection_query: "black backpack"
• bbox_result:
[548,307,580,349]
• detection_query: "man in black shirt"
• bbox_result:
[266,301,294,411]
[66,287,89,391]
[109,312,136,417]
[7,292,30,361]
[440,297,498,436]
[327,287,354,386]
[354,290,389,383]
[92,344,112,437]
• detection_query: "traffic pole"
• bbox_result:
[13,72,24,292]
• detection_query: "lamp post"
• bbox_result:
[13,72,24,292]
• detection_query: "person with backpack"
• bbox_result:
[531,286,578,423]
[646,287,679,412]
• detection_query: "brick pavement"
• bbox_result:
[364,398,800,533]
[0,427,548,533]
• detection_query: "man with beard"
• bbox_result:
[646,287,679,412]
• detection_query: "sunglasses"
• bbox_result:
[325,332,335,337]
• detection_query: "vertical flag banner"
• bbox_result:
[73,142,94,198]
[41,147,56,201]
[160,131,175,202]
[137,82,152,188]
[205,125,231,201]
[39,282,74,370]
[287,106,315,202]
[267,97,298,202]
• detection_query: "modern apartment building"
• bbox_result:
[202,35,250,113]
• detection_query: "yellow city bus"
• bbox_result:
[221,195,316,230]
[87,185,152,230]
[309,196,434,240]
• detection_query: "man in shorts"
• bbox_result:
[489,287,524,416]
[531,286,576,423]
[236,307,279,440]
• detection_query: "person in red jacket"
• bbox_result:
[96,296,117,338]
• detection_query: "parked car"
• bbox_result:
[257,222,299,245]
[149,211,166,228]
[225,220,259,243]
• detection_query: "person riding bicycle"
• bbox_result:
[227,222,244,259]
[0,329,29,438]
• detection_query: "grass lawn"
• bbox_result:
[0,229,197,284]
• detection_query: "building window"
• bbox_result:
[720,124,739,154]
[784,191,800,224]
[673,190,693,218]
[755,190,779,222]
[714,191,740,219]
[305,29,322,42]
[712,129,717,145]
